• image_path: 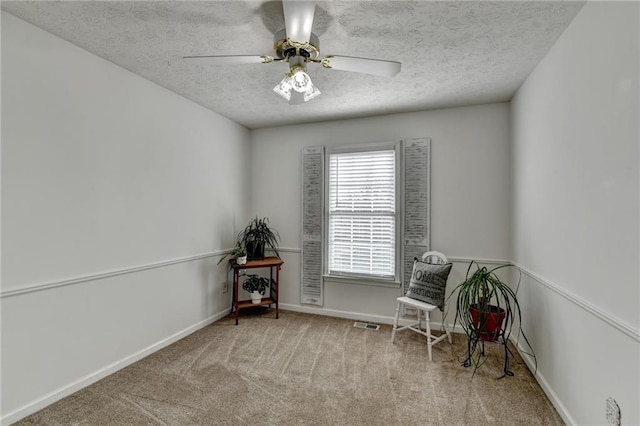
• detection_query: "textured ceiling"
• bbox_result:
[2,1,584,129]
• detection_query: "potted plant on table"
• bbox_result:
[242,273,272,304]
[449,261,535,377]
[217,243,247,266]
[237,217,281,260]
[234,245,248,265]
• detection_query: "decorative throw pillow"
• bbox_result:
[406,259,453,310]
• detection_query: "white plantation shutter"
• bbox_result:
[328,150,396,278]
[403,138,430,293]
[301,146,324,305]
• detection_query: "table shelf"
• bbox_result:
[231,256,283,325]
[236,297,276,310]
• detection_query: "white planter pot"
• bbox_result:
[250,291,262,304]
[236,255,247,265]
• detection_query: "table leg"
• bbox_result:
[234,269,239,325]
[275,265,280,319]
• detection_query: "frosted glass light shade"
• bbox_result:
[273,75,293,100]
[292,70,311,93]
[303,83,321,101]
[273,67,321,103]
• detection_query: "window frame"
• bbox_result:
[323,141,402,287]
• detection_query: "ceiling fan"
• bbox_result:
[183,0,401,104]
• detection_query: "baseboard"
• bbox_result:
[279,303,466,333]
[1,308,232,426]
[510,337,576,425]
[281,303,397,324]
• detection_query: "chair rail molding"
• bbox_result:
[5,246,635,342]
[517,264,640,343]
[279,248,640,342]
[0,250,228,299]
[274,247,508,266]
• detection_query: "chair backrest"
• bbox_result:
[421,251,448,265]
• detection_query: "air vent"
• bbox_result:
[353,322,380,330]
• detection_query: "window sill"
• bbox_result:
[322,274,401,288]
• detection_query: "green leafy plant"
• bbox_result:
[448,261,535,377]
[216,242,247,265]
[237,216,280,260]
[241,274,272,295]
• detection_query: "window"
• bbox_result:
[301,139,429,305]
[326,144,400,282]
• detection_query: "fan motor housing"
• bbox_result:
[273,29,320,60]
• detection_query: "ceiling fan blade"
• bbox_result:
[183,55,273,65]
[321,55,401,77]
[282,0,316,43]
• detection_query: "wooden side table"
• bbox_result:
[231,256,284,325]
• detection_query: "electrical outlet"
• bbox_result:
[222,281,228,293]
[606,397,621,426]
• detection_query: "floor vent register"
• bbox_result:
[353,322,380,330]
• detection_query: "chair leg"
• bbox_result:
[425,311,433,361]
[391,302,401,343]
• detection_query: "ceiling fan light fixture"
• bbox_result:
[303,82,321,102]
[273,75,293,100]
[291,68,312,93]
[184,0,403,107]
[273,64,321,102]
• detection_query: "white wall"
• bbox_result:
[5,2,637,425]
[1,12,250,423]
[511,2,639,424]
[250,103,511,321]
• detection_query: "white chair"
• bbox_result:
[391,251,452,361]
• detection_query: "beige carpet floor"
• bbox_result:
[16,309,562,425]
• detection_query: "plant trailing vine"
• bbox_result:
[217,242,247,265]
